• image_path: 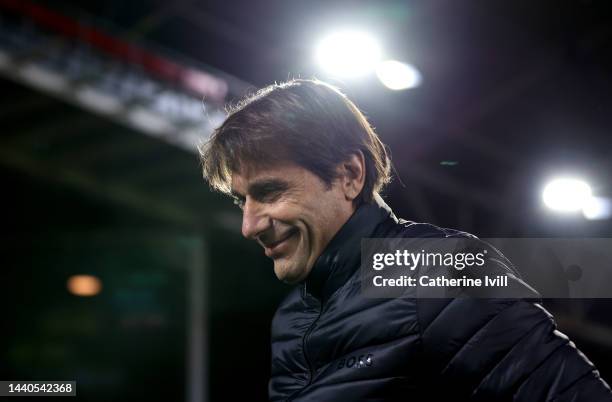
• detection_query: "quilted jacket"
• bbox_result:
[269,197,612,401]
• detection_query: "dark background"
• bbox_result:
[1,0,611,401]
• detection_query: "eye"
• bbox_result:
[259,190,283,203]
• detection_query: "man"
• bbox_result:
[199,79,612,401]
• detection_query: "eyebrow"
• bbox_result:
[232,178,290,200]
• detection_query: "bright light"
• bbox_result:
[376,60,422,90]
[582,196,611,220]
[316,31,381,78]
[542,178,592,212]
[67,275,102,297]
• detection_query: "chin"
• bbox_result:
[274,262,307,284]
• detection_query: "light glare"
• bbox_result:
[67,275,102,297]
[316,31,381,78]
[582,196,611,220]
[376,60,422,90]
[542,178,592,212]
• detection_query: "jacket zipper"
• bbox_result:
[302,301,323,386]
[286,290,323,401]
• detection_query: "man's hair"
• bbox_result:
[199,79,391,204]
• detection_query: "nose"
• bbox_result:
[241,198,271,239]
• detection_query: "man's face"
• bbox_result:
[231,162,353,284]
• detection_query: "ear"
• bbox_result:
[339,151,366,201]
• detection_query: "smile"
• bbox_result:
[264,229,298,258]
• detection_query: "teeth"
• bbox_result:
[263,229,297,249]
[271,232,294,247]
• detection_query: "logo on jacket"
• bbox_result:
[337,353,373,370]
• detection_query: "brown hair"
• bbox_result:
[199,79,391,204]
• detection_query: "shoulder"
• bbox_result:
[376,215,478,240]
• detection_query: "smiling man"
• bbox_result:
[231,162,358,283]
[199,79,611,401]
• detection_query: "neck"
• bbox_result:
[304,196,396,302]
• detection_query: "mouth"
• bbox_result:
[263,229,298,258]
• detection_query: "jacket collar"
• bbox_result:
[304,194,397,302]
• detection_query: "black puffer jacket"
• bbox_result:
[269,198,612,401]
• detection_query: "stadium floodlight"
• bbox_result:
[376,60,422,90]
[582,196,611,220]
[542,177,592,212]
[316,30,381,78]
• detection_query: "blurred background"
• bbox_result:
[0,0,611,401]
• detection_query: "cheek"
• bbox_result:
[276,192,338,241]
[301,207,335,246]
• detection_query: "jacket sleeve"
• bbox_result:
[417,297,612,401]
[415,239,612,402]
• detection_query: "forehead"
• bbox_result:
[230,162,306,191]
